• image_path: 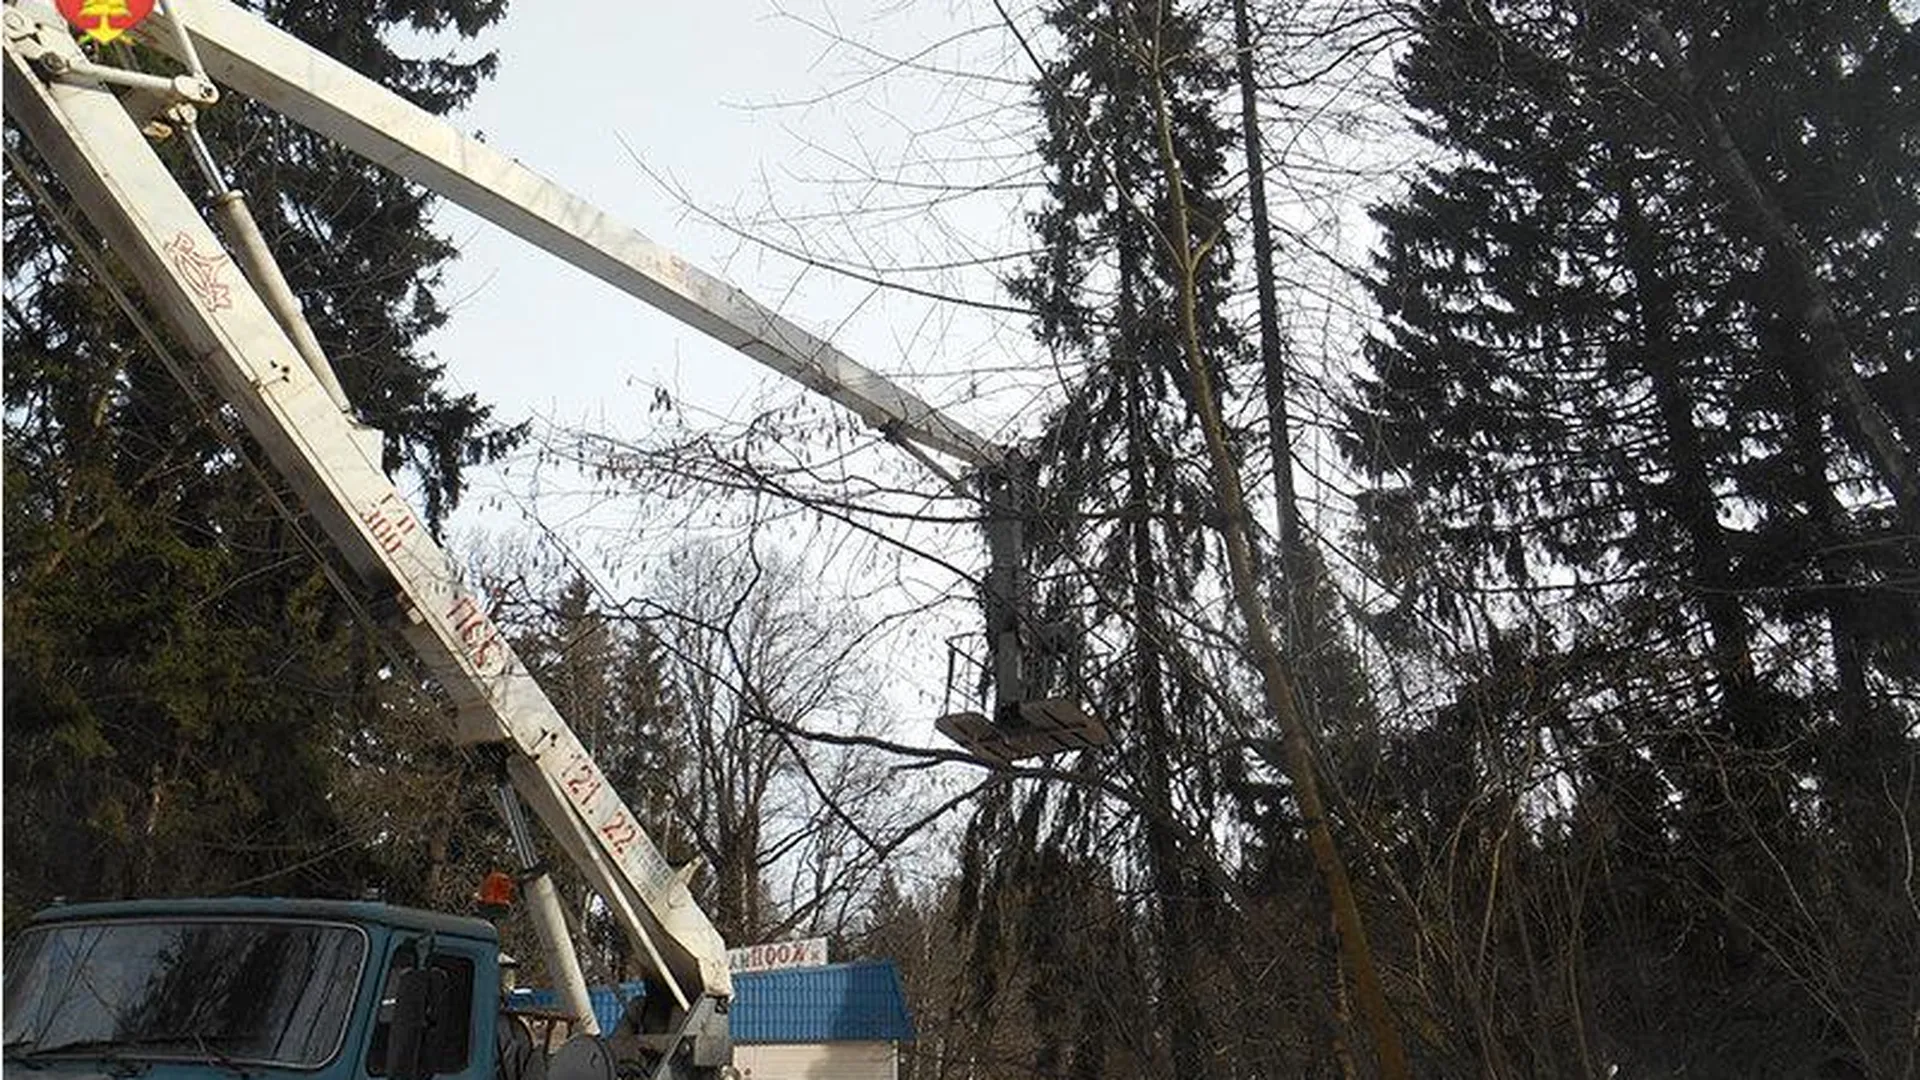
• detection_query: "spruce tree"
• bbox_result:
[1348,0,1918,1071]
[3,0,519,917]
[959,0,1262,1076]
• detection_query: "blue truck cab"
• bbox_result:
[3,898,517,1080]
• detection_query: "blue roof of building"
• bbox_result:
[510,959,914,1045]
[732,960,914,1044]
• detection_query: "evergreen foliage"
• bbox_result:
[1345,0,1919,1072]
[3,0,519,922]
[961,2,1293,1076]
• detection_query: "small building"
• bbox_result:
[728,960,915,1080]
[512,959,915,1080]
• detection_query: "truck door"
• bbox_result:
[364,937,495,1080]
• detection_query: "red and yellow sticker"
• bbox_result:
[56,0,155,45]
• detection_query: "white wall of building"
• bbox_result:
[734,1041,898,1080]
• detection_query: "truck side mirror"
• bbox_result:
[385,966,452,1080]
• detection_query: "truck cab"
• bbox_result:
[3,899,512,1080]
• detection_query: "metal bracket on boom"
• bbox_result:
[482,747,600,1037]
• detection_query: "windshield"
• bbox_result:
[4,919,368,1068]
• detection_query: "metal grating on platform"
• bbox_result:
[936,698,1109,764]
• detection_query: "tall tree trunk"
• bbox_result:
[1114,113,1214,1079]
[1618,169,1791,980]
[1780,321,1903,882]
[1779,329,1873,733]
[1617,177,1760,724]
[1146,37,1411,1080]
[1232,4,1369,1064]
[1231,0,1305,635]
[1624,5,1920,538]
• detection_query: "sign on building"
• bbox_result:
[728,937,828,973]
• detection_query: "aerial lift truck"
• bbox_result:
[1,3,1104,1080]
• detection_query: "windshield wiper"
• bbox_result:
[16,1036,192,1060]
[10,1039,150,1076]
[3,1038,48,1070]
[14,1034,253,1077]
[15,1038,120,1057]
[187,1033,254,1080]
[17,1038,136,1055]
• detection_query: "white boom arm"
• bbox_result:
[2,0,1007,1069]
[134,0,1003,471]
